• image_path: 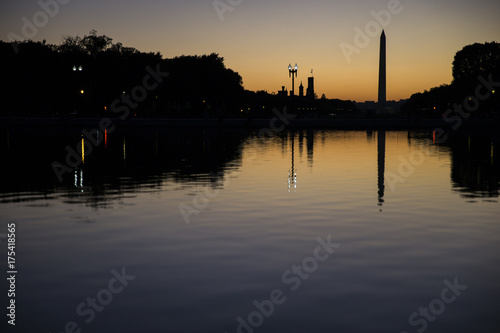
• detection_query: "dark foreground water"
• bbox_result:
[1,126,499,333]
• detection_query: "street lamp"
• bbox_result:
[72,65,85,116]
[288,63,298,96]
[72,65,84,93]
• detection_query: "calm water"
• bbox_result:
[1,126,499,333]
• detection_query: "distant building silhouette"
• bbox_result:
[357,99,407,117]
[299,81,304,97]
[306,77,315,99]
[378,30,386,115]
[278,86,288,97]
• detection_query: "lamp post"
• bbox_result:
[72,65,84,116]
[72,65,84,93]
[288,63,298,96]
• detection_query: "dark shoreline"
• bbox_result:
[1,117,500,129]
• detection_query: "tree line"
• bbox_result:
[402,42,500,119]
[1,31,245,118]
[1,30,356,119]
[5,31,493,120]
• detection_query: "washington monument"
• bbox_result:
[378,30,386,115]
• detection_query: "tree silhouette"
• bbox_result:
[403,42,500,119]
[452,42,500,84]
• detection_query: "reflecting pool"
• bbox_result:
[1,127,499,332]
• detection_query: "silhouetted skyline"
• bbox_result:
[1,0,499,101]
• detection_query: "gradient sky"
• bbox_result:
[1,0,499,101]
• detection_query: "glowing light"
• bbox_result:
[78,65,83,71]
[493,90,496,94]
[72,66,76,71]
[433,130,436,144]
[80,90,84,94]
[492,142,494,165]
[104,106,107,111]
[105,129,108,148]
[81,137,85,163]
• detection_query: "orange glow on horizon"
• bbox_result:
[3,0,496,102]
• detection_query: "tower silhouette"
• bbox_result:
[378,30,386,115]
[306,77,315,99]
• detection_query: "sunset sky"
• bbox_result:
[1,0,499,102]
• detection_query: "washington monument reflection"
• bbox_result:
[377,130,386,209]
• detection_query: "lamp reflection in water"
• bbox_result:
[81,136,85,164]
[76,136,85,192]
[288,131,298,192]
[74,169,83,191]
[492,142,494,166]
